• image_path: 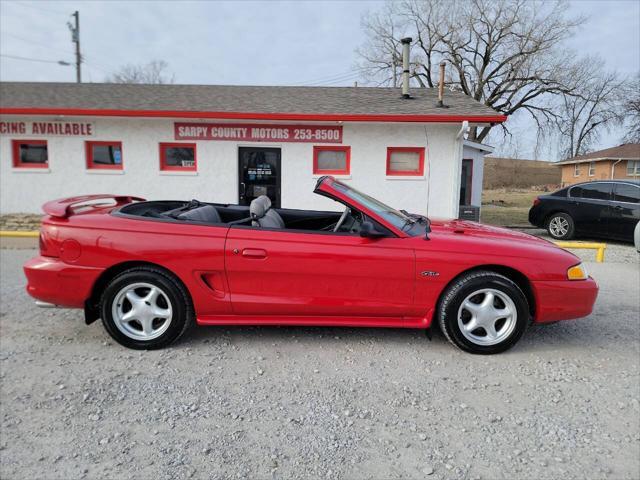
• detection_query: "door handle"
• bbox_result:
[242,248,267,259]
[613,205,624,210]
[240,182,246,197]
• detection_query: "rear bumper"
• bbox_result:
[23,256,104,308]
[532,277,599,323]
[528,206,545,227]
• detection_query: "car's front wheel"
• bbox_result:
[438,271,529,354]
[547,212,575,240]
[100,267,193,349]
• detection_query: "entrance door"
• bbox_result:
[238,147,281,208]
[459,159,473,206]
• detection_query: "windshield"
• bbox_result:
[331,180,425,235]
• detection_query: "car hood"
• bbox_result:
[421,218,582,279]
[429,218,553,246]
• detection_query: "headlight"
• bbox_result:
[567,263,588,280]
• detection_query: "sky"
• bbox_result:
[0,0,638,159]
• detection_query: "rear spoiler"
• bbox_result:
[42,194,146,218]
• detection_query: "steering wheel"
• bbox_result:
[333,207,351,232]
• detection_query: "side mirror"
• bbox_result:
[360,221,387,239]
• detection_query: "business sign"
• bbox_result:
[0,121,94,136]
[174,122,342,143]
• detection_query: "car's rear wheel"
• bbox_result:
[100,267,193,349]
[438,271,529,354]
[547,212,575,240]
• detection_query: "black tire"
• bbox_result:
[437,271,529,354]
[546,212,575,240]
[100,266,193,349]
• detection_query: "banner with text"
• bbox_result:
[174,122,342,143]
[0,121,94,136]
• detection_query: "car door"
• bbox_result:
[224,225,415,318]
[610,183,640,240]
[568,182,613,236]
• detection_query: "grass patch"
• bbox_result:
[481,188,547,226]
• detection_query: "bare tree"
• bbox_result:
[551,61,625,158]
[357,0,588,143]
[621,75,640,144]
[105,60,175,84]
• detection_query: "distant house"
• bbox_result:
[555,144,640,186]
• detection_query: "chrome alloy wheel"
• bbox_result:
[549,216,569,237]
[111,282,173,341]
[457,288,517,346]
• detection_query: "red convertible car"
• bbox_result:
[24,176,598,354]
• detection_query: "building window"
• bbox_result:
[588,161,595,176]
[12,140,48,168]
[160,143,196,171]
[313,146,350,175]
[86,141,123,170]
[574,163,581,176]
[627,160,640,176]
[386,147,425,176]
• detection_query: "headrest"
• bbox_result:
[250,195,272,219]
[177,205,221,223]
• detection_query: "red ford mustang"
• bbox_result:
[24,176,598,354]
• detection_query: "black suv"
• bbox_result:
[528,180,640,242]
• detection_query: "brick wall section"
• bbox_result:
[561,160,640,186]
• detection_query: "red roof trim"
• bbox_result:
[0,107,507,124]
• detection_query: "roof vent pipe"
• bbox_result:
[437,61,449,108]
[401,37,412,99]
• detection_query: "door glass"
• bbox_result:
[613,184,640,203]
[239,148,281,207]
[570,183,611,200]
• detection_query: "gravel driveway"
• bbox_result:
[1,247,639,480]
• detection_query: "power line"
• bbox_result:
[301,72,363,87]
[0,53,71,65]
[5,1,70,17]
[295,69,357,85]
[1,32,117,74]
[295,68,367,87]
[1,31,73,56]
[82,59,110,74]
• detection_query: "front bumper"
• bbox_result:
[23,256,104,309]
[532,276,599,323]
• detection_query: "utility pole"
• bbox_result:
[67,11,81,83]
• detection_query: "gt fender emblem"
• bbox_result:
[421,271,440,277]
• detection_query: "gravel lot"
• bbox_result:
[1,246,639,480]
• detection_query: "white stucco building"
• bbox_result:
[0,82,504,216]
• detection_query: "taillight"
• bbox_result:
[533,197,541,207]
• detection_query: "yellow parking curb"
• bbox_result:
[554,241,606,263]
[0,230,39,238]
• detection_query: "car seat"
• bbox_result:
[177,205,222,223]
[250,195,285,228]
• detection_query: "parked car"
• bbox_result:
[529,180,640,242]
[24,176,598,355]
